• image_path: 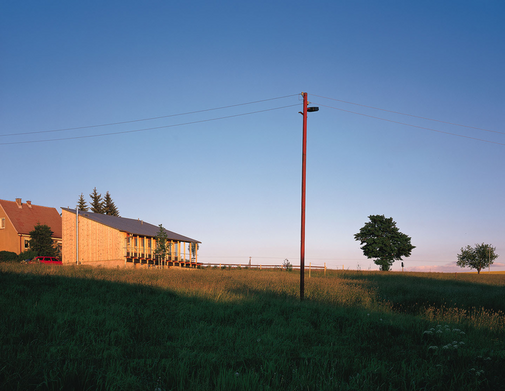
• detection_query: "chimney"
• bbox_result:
[15,198,22,208]
[26,200,32,208]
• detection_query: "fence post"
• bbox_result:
[309,262,311,278]
[342,265,344,270]
[324,262,326,276]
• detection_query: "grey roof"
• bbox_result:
[62,208,200,243]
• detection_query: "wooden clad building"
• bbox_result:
[61,208,200,268]
[0,198,62,254]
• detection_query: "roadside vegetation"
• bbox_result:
[1,264,504,390]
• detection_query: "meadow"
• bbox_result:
[1,263,504,391]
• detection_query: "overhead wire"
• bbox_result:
[311,93,504,136]
[0,93,299,138]
[312,102,505,147]
[2,91,502,147]
[0,104,299,145]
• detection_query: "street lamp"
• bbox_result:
[300,92,318,301]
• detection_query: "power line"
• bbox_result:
[311,93,504,136]
[0,94,299,138]
[313,103,505,147]
[0,104,299,145]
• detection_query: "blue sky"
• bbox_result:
[1,1,504,272]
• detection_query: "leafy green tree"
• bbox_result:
[354,215,415,271]
[102,191,120,216]
[28,224,58,257]
[154,224,168,262]
[457,243,498,274]
[76,193,88,211]
[89,187,103,214]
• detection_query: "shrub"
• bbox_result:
[0,251,18,263]
[17,250,38,262]
[283,258,293,271]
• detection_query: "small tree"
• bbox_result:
[28,223,58,257]
[76,193,88,211]
[188,242,200,261]
[154,224,168,262]
[283,258,293,271]
[354,215,415,271]
[89,187,103,214]
[102,191,120,216]
[457,243,498,274]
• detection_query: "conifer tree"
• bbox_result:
[102,191,120,216]
[28,224,58,257]
[89,187,103,214]
[76,193,89,211]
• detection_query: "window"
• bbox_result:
[24,240,30,249]
[148,238,151,248]
[0,218,5,229]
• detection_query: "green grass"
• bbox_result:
[1,264,504,390]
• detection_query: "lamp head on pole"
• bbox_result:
[307,107,319,112]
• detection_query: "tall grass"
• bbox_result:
[1,263,504,390]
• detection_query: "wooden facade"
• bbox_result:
[61,209,200,268]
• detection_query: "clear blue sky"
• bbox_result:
[1,1,504,272]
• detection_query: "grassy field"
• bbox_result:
[1,263,504,391]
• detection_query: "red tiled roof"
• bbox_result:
[0,199,62,238]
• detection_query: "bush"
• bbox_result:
[283,258,293,271]
[17,250,38,262]
[0,251,18,263]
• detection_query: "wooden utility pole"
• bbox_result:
[299,92,319,301]
[300,92,308,301]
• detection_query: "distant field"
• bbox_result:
[1,263,504,390]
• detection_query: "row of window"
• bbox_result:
[126,236,153,248]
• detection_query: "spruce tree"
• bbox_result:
[76,193,89,211]
[89,187,103,214]
[28,224,58,257]
[102,191,120,216]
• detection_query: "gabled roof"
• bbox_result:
[0,199,62,238]
[61,208,200,243]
